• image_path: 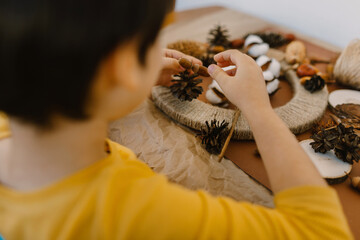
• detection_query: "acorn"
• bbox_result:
[179,58,210,77]
[349,176,360,192]
[231,38,245,49]
[297,63,319,77]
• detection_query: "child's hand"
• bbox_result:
[208,50,272,114]
[157,49,202,87]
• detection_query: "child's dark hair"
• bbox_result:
[0,0,174,126]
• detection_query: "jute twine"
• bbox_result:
[152,62,328,140]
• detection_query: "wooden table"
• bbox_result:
[173,6,360,239]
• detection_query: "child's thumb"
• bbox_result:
[208,64,229,84]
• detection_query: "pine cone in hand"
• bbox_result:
[304,75,325,93]
[170,70,203,102]
[198,119,229,155]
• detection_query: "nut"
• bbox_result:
[297,63,319,77]
[285,40,306,64]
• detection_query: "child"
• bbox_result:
[0,0,353,239]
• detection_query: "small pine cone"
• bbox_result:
[310,128,339,153]
[334,126,360,164]
[197,120,229,155]
[304,75,325,93]
[200,53,216,68]
[207,25,230,48]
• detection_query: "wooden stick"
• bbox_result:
[218,109,241,162]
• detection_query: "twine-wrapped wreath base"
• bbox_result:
[152,62,328,140]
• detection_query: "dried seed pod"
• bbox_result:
[297,63,319,77]
[349,176,360,192]
[167,40,208,59]
[285,41,306,64]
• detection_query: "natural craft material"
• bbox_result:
[152,61,328,140]
[218,109,241,162]
[244,32,293,48]
[207,25,230,48]
[244,35,269,58]
[297,63,319,77]
[167,40,208,59]
[310,124,360,164]
[206,80,229,107]
[170,70,203,102]
[301,139,353,184]
[198,119,230,155]
[349,176,360,192]
[334,39,360,90]
[256,55,281,95]
[302,75,325,93]
[285,41,306,64]
[178,58,210,77]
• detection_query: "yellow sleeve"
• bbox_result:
[0,112,11,139]
[109,174,353,240]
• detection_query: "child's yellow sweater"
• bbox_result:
[0,116,353,239]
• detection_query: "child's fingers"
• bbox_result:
[208,64,232,86]
[163,49,202,65]
[162,57,185,72]
[214,50,244,66]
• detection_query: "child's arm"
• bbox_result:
[208,50,326,193]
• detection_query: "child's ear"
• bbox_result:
[105,42,141,92]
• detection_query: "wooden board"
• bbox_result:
[172,7,360,238]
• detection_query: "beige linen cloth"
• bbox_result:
[109,100,273,207]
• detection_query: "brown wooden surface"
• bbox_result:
[175,6,360,238]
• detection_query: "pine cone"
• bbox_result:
[304,75,325,93]
[310,128,339,153]
[198,119,229,155]
[199,53,216,68]
[334,124,360,164]
[170,70,203,102]
[207,25,230,48]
